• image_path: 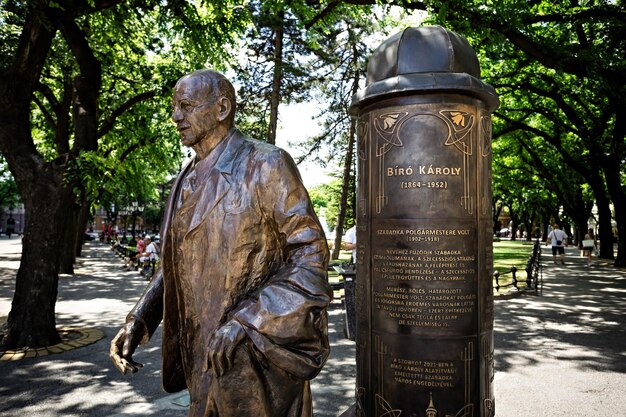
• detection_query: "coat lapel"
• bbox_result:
[161,158,195,254]
[185,130,246,237]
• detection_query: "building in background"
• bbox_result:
[0,205,25,236]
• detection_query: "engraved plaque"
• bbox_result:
[349,26,499,417]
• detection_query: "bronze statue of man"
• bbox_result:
[110,69,331,417]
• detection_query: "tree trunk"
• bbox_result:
[588,173,615,259]
[562,181,591,247]
[0,0,127,350]
[59,195,79,275]
[524,220,533,241]
[492,202,503,235]
[613,212,625,267]
[604,95,626,266]
[0,8,62,349]
[267,12,284,145]
[74,202,91,258]
[602,156,626,266]
[5,173,67,348]
[59,15,102,269]
[541,213,550,242]
[332,118,357,260]
[508,210,519,241]
[570,209,589,248]
[59,196,91,273]
[331,41,361,260]
[131,213,138,237]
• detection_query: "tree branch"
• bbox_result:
[522,6,626,24]
[58,15,101,90]
[304,0,342,29]
[98,91,157,138]
[32,94,56,128]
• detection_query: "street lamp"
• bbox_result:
[119,207,131,240]
[130,202,144,237]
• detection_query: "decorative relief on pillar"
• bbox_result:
[372,109,478,215]
[416,342,476,417]
[375,335,402,417]
[447,341,475,417]
[484,399,495,417]
[425,392,438,417]
[374,112,409,214]
[357,121,369,218]
[480,116,492,158]
[439,110,475,215]
[440,111,474,154]
[480,115,492,216]
[358,121,369,161]
[482,334,495,417]
[356,386,367,417]
[355,336,367,417]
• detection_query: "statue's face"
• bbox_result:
[172,76,220,148]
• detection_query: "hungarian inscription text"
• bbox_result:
[371,222,478,332]
[391,358,458,388]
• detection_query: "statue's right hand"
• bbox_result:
[110,319,145,375]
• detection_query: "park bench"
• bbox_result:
[111,240,138,268]
[332,263,356,341]
[139,258,158,281]
[494,240,542,295]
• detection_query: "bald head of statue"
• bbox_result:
[171,70,237,159]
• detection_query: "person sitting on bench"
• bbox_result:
[138,235,159,272]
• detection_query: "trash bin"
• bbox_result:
[334,264,356,340]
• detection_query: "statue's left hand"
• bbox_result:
[206,320,246,377]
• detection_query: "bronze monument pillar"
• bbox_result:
[348,26,499,417]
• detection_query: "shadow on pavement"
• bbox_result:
[495,252,626,375]
[493,248,626,417]
[0,242,184,417]
[1,242,625,416]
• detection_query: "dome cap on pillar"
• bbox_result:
[350,25,499,114]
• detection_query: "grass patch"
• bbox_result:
[493,240,539,290]
[493,240,536,272]
[328,242,539,295]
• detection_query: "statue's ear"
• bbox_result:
[216,96,232,122]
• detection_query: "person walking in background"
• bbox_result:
[546,223,568,265]
[5,217,15,238]
[342,223,357,264]
[581,228,596,266]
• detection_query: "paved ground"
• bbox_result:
[0,239,625,416]
[494,249,626,417]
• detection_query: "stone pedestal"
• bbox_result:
[348,26,499,417]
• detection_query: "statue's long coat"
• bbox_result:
[129,129,331,417]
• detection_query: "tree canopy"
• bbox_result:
[1,0,625,352]
[0,0,248,348]
[297,0,625,263]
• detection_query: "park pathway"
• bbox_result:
[493,246,626,416]
[1,239,625,416]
